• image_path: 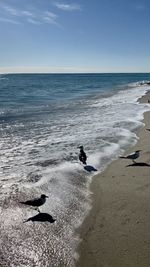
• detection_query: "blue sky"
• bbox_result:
[0,0,150,73]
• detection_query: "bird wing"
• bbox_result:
[126,152,136,159]
[22,198,40,206]
[128,152,135,157]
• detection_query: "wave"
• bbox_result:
[0,74,8,80]
[1,76,150,266]
[127,80,150,88]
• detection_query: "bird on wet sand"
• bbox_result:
[120,150,142,163]
[20,194,49,212]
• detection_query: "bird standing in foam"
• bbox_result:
[78,145,87,165]
[20,194,49,212]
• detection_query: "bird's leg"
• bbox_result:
[35,207,41,213]
[37,208,41,213]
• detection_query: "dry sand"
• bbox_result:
[76,93,150,267]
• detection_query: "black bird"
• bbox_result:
[20,194,48,212]
[24,212,56,223]
[78,145,87,165]
[120,150,141,163]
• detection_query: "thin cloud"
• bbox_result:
[27,18,40,25]
[0,3,59,26]
[22,11,35,17]
[45,11,58,19]
[55,2,81,11]
[2,5,19,16]
[42,12,62,28]
[1,5,35,17]
[43,11,58,23]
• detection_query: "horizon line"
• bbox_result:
[0,66,150,75]
[1,72,150,75]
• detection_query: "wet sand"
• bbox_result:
[76,93,150,267]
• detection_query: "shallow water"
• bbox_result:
[0,73,150,266]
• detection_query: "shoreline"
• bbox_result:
[76,93,150,267]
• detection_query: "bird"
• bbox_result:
[20,194,49,212]
[78,145,87,165]
[120,150,141,163]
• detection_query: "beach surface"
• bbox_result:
[76,93,150,267]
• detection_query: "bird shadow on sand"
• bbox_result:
[23,212,56,223]
[146,129,150,131]
[84,165,97,172]
[126,162,150,167]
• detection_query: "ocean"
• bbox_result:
[0,73,150,267]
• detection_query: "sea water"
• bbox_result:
[0,73,150,267]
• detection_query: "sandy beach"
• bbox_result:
[76,93,150,267]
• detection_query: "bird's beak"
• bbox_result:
[46,196,49,198]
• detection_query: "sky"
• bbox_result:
[0,0,150,73]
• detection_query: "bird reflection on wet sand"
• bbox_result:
[84,165,97,172]
[126,162,150,167]
[24,212,56,223]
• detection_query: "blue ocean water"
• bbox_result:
[0,73,150,267]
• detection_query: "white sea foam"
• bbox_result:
[0,79,150,266]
